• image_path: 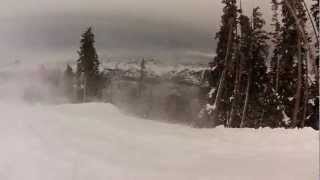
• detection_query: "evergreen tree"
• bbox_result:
[76,27,102,102]
[214,0,238,68]
[228,13,251,127]
[205,0,238,127]
[241,7,281,128]
[277,0,308,127]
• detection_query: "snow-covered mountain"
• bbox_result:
[102,60,206,85]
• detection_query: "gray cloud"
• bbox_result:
[0,0,274,65]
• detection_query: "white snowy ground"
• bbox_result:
[0,102,318,180]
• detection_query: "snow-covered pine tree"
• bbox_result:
[76,27,102,102]
[214,0,238,68]
[277,0,308,127]
[241,7,281,128]
[229,13,252,127]
[206,0,238,127]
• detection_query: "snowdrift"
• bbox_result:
[0,102,318,180]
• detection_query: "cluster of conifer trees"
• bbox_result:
[63,27,105,103]
[201,0,319,129]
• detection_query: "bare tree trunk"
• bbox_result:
[109,80,113,103]
[301,77,309,128]
[228,57,240,127]
[276,57,280,92]
[301,49,309,128]
[292,36,303,127]
[138,59,146,97]
[257,109,265,128]
[80,72,87,102]
[211,18,235,126]
[145,88,153,119]
[240,12,253,128]
[228,13,242,128]
[83,75,87,102]
[240,68,252,128]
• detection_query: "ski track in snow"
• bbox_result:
[0,102,318,180]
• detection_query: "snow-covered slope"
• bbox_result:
[0,102,318,180]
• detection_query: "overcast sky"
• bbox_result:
[0,0,279,65]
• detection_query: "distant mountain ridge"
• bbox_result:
[102,60,206,86]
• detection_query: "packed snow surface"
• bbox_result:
[0,102,318,180]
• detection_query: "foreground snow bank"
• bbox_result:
[0,102,318,180]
